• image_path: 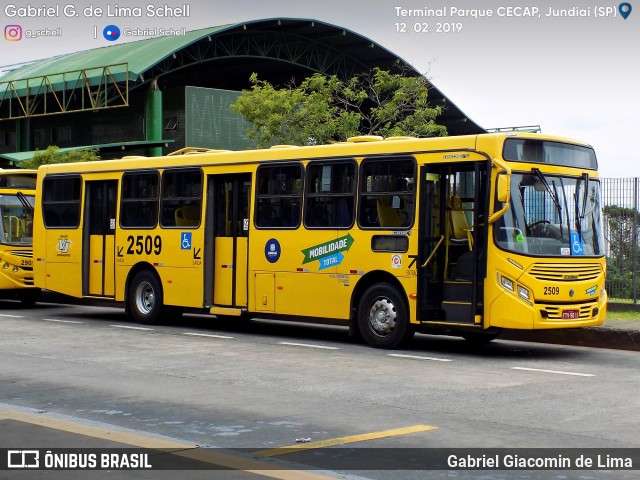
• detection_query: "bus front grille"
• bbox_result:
[10,250,33,258]
[529,263,601,282]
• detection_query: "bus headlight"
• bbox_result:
[12,266,19,273]
[2,263,9,270]
[517,284,532,304]
[500,275,514,292]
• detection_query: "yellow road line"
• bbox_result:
[0,406,336,480]
[0,406,191,449]
[256,424,438,457]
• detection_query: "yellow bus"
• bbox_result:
[0,169,39,303]
[32,133,606,348]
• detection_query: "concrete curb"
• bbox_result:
[501,326,640,352]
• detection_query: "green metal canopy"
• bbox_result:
[0,18,484,134]
[0,25,230,87]
[0,140,174,165]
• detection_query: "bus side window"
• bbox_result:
[120,171,159,228]
[160,169,202,228]
[358,156,415,230]
[42,176,82,228]
[255,164,302,229]
[304,160,356,229]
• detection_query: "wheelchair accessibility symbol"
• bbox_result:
[181,232,192,250]
[570,232,584,256]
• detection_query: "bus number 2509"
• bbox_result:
[126,235,162,255]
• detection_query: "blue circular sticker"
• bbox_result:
[265,238,281,263]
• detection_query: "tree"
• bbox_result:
[230,68,447,147]
[18,145,100,169]
[603,204,639,299]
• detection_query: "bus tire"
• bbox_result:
[128,270,164,325]
[357,283,413,349]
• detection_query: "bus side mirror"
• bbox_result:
[489,174,511,224]
[497,175,509,203]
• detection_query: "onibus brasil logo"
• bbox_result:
[301,234,354,270]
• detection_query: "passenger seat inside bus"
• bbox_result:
[376,196,403,227]
[175,205,200,227]
[448,195,473,250]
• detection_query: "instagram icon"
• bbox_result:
[4,24,22,41]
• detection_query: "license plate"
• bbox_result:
[562,309,580,320]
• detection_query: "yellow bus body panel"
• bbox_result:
[32,133,607,335]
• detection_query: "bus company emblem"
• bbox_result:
[301,234,354,271]
[265,238,281,264]
[564,274,579,280]
[57,236,71,254]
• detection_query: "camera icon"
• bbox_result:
[4,24,23,41]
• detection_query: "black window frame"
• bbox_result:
[254,163,303,229]
[304,159,357,230]
[120,170,160,229]
[41,175,83,229]
[159,168,203,229]
[357,156,416,230]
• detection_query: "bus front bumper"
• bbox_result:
[489,290,607,330]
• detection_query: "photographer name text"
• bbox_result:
[5,3,190,18]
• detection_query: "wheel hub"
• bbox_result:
[136,281,155,314]
[368,298,397,336]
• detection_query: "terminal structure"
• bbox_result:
[0,18,483,165]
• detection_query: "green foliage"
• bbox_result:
[18,146,100,169]
[230,69,447,147]
[603,204,639,300]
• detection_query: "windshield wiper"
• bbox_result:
[16,191,34,215]
[532,168,563,227]
[573,173,589,240]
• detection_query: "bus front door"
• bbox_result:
[82,180,118,297]
[206,174,251,309]
[417,161,489,325]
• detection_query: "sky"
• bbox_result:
[1,0,638,177]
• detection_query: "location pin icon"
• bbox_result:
[619,2,632,19]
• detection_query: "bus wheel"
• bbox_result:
[357,283,413,349]
[128,270,163,325]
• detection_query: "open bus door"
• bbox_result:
[417,160,490,326]
[204,174,251,311]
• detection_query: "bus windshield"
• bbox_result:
[494,172,604,257]
[0,194,35,245]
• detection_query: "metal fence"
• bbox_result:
[602,178,639,302]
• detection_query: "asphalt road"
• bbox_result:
[1,300,639,479]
